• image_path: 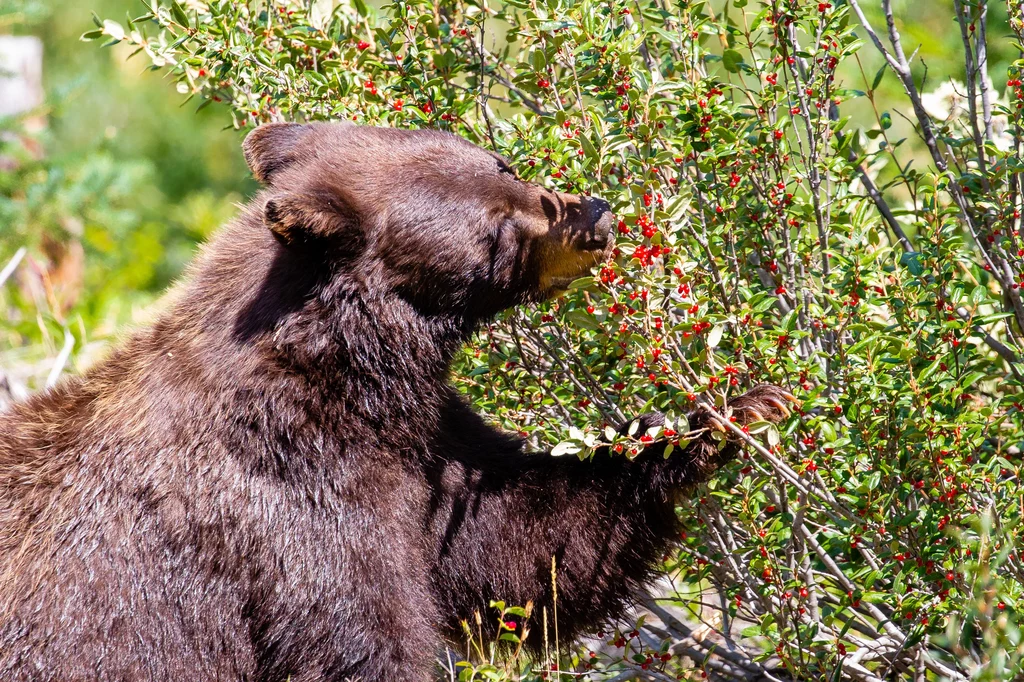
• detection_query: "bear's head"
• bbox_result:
[242,123,613,327]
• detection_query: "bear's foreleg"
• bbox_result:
[429,385,794,648]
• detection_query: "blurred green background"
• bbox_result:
[0,0,252,395]
[15,0,251,268]
[3,0,252,280]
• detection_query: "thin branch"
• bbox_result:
[0,247,26,289]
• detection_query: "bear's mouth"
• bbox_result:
[545,276,578,291]
[537,238,615,299]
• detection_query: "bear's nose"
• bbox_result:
[582,197,613,248]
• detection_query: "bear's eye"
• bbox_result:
[497,162,518,179]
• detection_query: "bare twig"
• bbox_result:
[0,247,26,289]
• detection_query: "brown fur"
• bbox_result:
[0,123,789,681]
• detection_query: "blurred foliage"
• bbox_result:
[31,0,247,199]
[0,0,247,394]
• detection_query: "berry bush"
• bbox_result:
[87,0,1024,678]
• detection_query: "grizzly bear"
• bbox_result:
[0,122,792,681]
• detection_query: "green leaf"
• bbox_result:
[722,49,744,73]
[551,441,581,457]
[566,309,600,331]
[899,251,924,276]
[746,420,772,435]
[960,370,986,388]
[580,133,598,162]
[529,49,545,72]
[102,19,126,41]
[872,65,886,90]
[863,470,881,491]
[170,1,189,28]
[706,323,725,348]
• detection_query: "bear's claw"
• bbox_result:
[734,385,797,420]
[707,384,797,435]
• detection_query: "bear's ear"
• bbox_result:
[243,122,311,184]
[263,191,364,255]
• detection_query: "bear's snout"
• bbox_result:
[580,197,613,251]
[530,193,616,297]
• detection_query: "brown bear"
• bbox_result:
[0,123,792,681]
